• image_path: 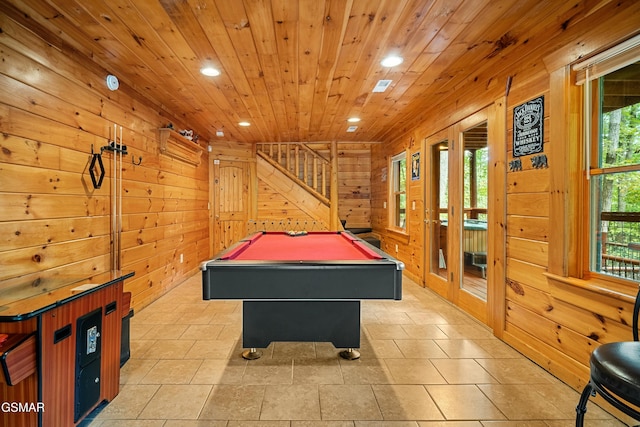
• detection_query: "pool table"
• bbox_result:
[201,231,404,359]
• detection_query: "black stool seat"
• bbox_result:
[576,285,640,426]
[590,342,640,407]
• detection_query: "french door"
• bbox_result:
[424,104,505,329]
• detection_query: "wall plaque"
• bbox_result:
[513,95,544,157]
[411,152,420,181]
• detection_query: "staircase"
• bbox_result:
[256,143,330,205]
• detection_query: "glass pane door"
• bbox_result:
[430,141,449,279]
[461,122,488,300]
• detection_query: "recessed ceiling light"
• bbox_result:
[200,67,221,76]
[238,121,251,127]
[346,125,358,132]
[380,55,403,67]
[347,117,361,123]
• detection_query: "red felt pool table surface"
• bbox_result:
[221,231,382,261]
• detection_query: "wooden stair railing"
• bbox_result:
[256,143,330,203]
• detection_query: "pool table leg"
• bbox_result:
[241,348,263,360]
[339,348,360,360]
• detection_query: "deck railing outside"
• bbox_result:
[600,212,640,280]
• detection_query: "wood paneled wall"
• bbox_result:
[0,12,209,313]
[369,0,640,407]
[335,143,373,229]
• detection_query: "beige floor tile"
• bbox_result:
[203,300,241,314]
[199,384,265,420]
[417,422,482,427]
[192,358,247,384]
[405,311,449,325]
[384,358,446,384]
[172,302,210,314]
[375,311,415,324]
[164,421,227,427]
[373,384,444,420]
[139,339,196,359]
[431,358,498,384]
[141,323,189,340]
[471,339,522,358]
[130,322,155,340]
[394,339,449,358]
[134,310,185,325]
[174,310,217,325]
[362,311,382,324]
[293,421,355,426]
[402,324,449,339]
[227,422,290,427]
[434,339,494,358]
[293,357,344,384]
[339,360,393,384]
[212,311,242,324]
[362,339,405,358]
[242,357,294,384]
[272,341,316,359]
[260,384,321,420]
[217,324,243,340]
[480,422,553,427]
[90,421,166,427]
[475,359,556,384]
[139,359,203,384]
[427,384,506,420]
[315,342,345,359]
[544,420,627,427]
[356,422,419,426]
[534,383,619,421]
[319,384,382,420]
[477,384,569,420]
[364,324,411,340]
[130,339,157,359]
[179,323,225,340]
[119,358,159,385]
[86,274,630,425]
[436,324,494,340]
[93,384,160,420]
[138,384,212,419]
[185,339,236,359]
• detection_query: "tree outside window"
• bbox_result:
[588,61,640,280]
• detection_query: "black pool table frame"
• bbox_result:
[201,232,403,359]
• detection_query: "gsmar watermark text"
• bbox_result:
[1,401,45,413]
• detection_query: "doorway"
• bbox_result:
[425,133,450,299]
[211,159,251,255]
[423,103,505,328]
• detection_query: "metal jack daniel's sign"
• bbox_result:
[513,95,544,157]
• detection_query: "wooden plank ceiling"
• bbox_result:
[1,0,613,143]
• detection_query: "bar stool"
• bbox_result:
[575,285,640,426]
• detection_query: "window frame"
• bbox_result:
[389,151,407,231]
[572,36,640,285]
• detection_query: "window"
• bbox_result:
[575,36,640,280]
[390,152,407,229]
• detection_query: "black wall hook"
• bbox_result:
[89,145,105,189]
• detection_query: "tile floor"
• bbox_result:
[82,274,627,427]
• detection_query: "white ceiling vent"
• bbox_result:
[346,125,358,132]
[372,79,392,93]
